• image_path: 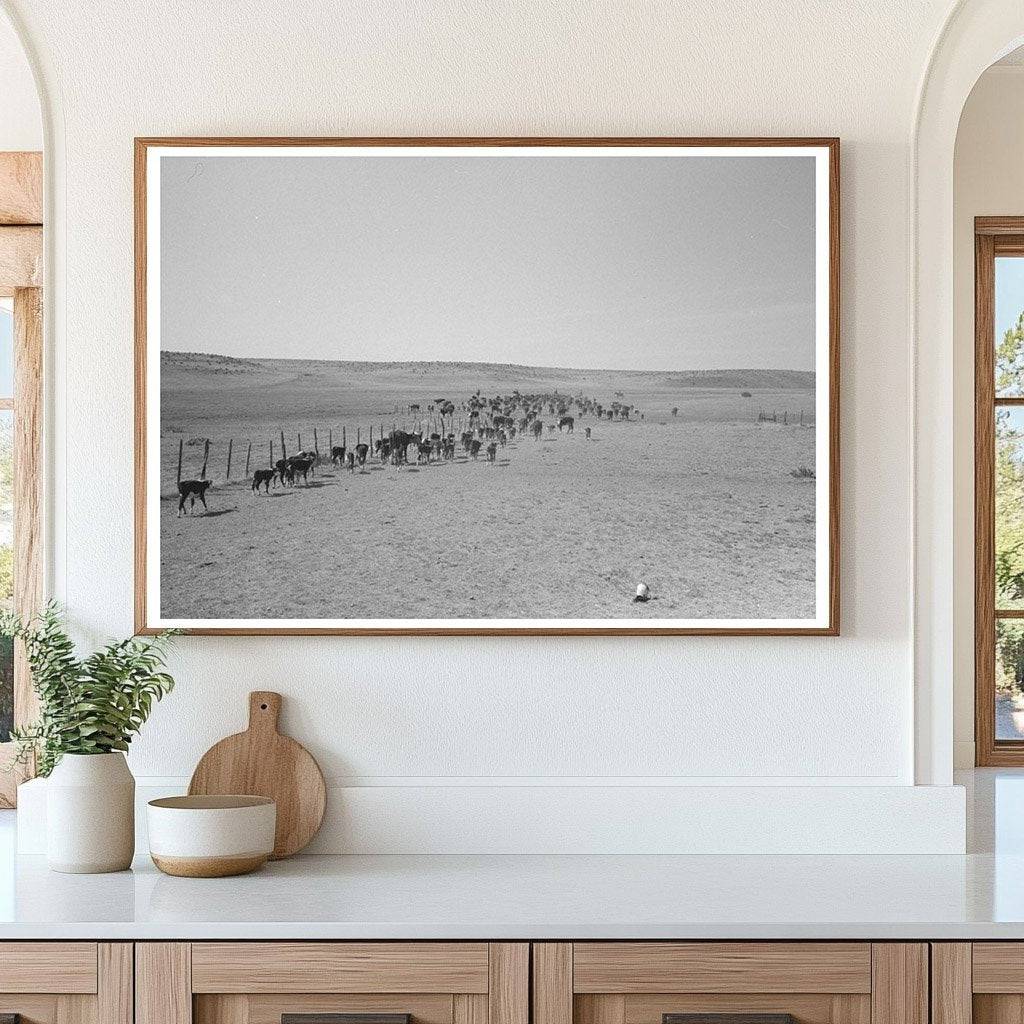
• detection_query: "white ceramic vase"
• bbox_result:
[46,752,135,873]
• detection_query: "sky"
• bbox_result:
[997,257,1024,340]
[159,151,818,373]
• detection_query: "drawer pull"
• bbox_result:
[665,1016,796,1024]
[283,1016,411,1024]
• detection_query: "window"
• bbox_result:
[0,300,11,744]
[974,219,1024,764]
[0,151,43,805]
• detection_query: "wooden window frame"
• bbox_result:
[0,151,43,806]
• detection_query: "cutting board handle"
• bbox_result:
[248,691,282,734]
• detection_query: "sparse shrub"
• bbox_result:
[790,466,815,479]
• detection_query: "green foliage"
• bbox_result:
[998,311,1024,395]
[995,407,1024,606]
[997,622,1024,694]
[0,546,13,605]
[0,603,179,776]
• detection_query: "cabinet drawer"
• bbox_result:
[139,942,528,1024]
[535,944,925,1024]
[0,942,98,993]
[572,943,872,994]
[0,942,130,1024]
[191,942,490,993]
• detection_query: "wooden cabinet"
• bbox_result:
[136,943,528,1024]
[0,942,132,1024]
[533,944,928,1024]
[931,943,1024,1024]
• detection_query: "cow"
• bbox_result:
[288,456,314,485]
[531,420,543,440]
[486,441,498,462]
[331,445,346,465]
[251,468,275,493]
[417,442,432,464]
[585,426,592,440]
[355,443,369,468]
[346,452,355,472]
[275,458,294,486]
[470,439,482,459]
[558,415,574,433]
[547,423,556,434]
[177,479,212,516]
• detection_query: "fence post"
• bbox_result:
[342,426,346,448]
[176,438,184,484]
[201,439,210,479]
[226,438,233,480]
[298,432,302,451]
[245,441,252,477]
[357,427,361,445]
[270,439,274,465]
[280,430,286,460]
[314,427,319,455]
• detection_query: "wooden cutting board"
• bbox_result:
[188,691,326,859]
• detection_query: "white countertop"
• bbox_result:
[1,769,1022,941]
[0,849,1023,940]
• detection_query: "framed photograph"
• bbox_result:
[135,137,839,636]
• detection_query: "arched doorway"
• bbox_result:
[914,0,1024,785]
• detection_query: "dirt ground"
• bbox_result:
[158,354,817,621]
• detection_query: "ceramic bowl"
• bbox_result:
[147,795,276,877]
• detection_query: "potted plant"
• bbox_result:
[2,603,177,873]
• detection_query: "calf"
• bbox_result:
[531,420,543,440]
[355,443,369,468]
[331,445,346,465]
[558,415,574,433]
[486,441,498,462]
[585,426,592,440]
[470,439,483,459]
[251,468,275,493]
[177,479,212,516]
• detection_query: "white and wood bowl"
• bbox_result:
[147,795,276,877]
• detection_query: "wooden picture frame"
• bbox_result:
[135,137,840,637]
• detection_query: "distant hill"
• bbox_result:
[161,351,813,390]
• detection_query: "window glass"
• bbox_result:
[997,619,1024,740]
[996,257,1024,396]
[0,406,11,742]
[996,407,1024,609]
[0,304,12,399]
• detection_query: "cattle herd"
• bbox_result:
[175,388,644,515]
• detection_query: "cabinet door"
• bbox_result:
[534,944,927,1024]
[0,942,132,1024]
[137,943,528,1024]
[935,943,1024,1024]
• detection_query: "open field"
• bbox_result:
[158,353,817,622]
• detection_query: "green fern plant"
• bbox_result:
[0,603,179,777]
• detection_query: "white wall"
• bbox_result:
[1,0,972,851]
[0,11,40,151]
[952,66,1024,768]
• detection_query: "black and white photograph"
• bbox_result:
[136,140,838,635]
